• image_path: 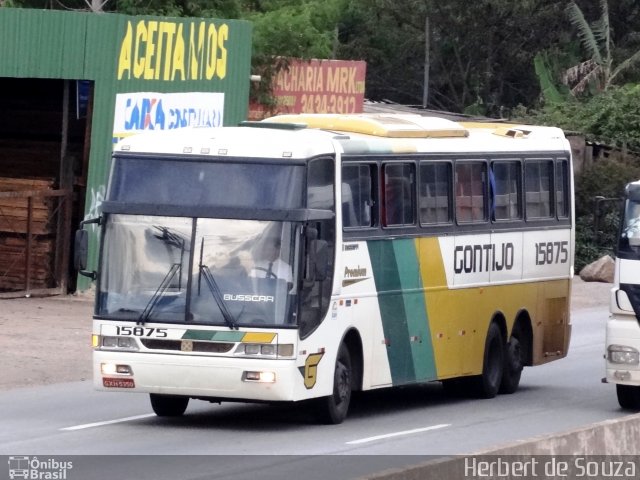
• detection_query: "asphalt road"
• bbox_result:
[0,302,633,479]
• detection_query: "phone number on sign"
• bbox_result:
[300,94,359,114]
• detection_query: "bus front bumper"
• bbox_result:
[93,351,300,402]
[605,315,640,385]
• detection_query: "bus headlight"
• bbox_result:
[243,371,276,383]
[99,336,139,352]
[101,363,133,375]
[608,345,640,365]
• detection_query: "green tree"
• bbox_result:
[564,0,640,94]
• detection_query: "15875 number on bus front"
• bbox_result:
[116,326,168,337]
[535,241,569,265]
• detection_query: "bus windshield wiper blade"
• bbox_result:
[199,265,238,330]
[138,263,181,325]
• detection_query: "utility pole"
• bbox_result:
[88,0,108,12]
[422,15,430,109]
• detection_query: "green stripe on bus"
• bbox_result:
[392,239,436,382]
[182,330,245,342]
[368,240,416,385]
[182,330,216,341]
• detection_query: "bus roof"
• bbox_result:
[115,114,570,160]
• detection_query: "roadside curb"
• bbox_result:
[362,413,640,479]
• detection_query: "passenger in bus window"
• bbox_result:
[385,178,410,226]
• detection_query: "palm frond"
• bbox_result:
[570,65,603,95]
[608,48,640,86]
[562,59,596,84]
[566,1,603,64]
[562,60,602,95]
[599,0,611,62]
[534,53,565,104]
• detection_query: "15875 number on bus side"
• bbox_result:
[535,241,569,265]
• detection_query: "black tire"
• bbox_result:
[616,384,640,410]
[150,394,189,417]
[317,344,352,424]
[499,335,523,394]
[469,322,504,398]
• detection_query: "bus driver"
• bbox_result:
[249,237,292,282]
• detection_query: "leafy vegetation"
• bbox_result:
[4,0,640,272]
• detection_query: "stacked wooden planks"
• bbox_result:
[0,177,57,291]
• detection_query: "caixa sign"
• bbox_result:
[113,92,224,141]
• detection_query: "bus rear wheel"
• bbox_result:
[499,335,523,394]
[150,394,189,416]
[616,384,640,410]
[469,322,504,398]
[317,344,352,424]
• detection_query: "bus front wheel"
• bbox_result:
[616,384,640,410]
[317,344,352,424]
[150,394,189,416]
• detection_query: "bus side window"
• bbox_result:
[419,162,452,225]
[307,157,335,211]
[455,161,487,223]
[556,159,569,218]
[383,163,415,227]
[492,161,522,221]
[342,164,374,228]
[525,159,554,219]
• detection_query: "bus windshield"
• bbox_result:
[620,198,640,252]
[98,214,298,327]
[109,156,305,209]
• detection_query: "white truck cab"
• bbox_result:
[606,180,640,408]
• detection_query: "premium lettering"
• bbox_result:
[344,266,367,278]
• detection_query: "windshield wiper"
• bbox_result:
[199,265,238,330]
[138,263,181,325]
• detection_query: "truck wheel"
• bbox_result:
[317,344,352,424]
[150,394,189,416]
[616,384,640,410]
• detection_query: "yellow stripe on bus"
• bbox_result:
[242,332,277,343]
[416,237,570,379]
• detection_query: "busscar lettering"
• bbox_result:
[118,20,228,81]
[454,243,515,274]
[223,294,274,303]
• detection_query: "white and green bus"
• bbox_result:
[77,114,574,424]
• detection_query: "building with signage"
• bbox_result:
[249,58,366,120]
[0,8,252,295]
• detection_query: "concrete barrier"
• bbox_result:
[362,413,640,479]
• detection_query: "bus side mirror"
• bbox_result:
[74,229,89,271]
[74,217,100,280]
